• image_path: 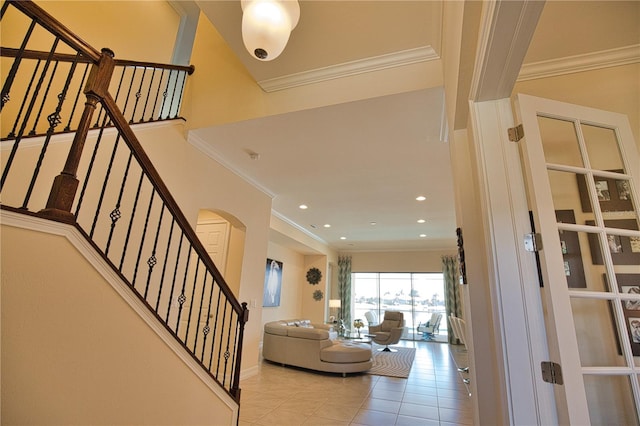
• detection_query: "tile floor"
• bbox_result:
[239,340,472,425]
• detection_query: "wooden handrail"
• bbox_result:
[1,47,195,75]
[101,92,242,312]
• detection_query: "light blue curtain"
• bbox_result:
[338,255,352,328]
[443,255,462,344]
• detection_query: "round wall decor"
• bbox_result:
[306,267,322,285]
[313,289,324,301]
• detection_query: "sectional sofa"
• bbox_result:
[262,319,373,376]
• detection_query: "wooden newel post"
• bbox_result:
[231,302,249,401]
[39,48,115,222]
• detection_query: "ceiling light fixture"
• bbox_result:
[416,196,426,201]
[419,234,427,238]
[241,0,300,61]
[417,219,426,223]
[324,224,331,228]
[299,204,308,209]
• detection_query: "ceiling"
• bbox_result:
[193,1,639,254]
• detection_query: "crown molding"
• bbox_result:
[518,44,640,82]
[188,132,276,198]
[271,209,329,247]
[258,46,439,92]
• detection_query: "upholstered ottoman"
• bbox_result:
[321,342,372,364]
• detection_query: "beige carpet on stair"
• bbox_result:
[367,346,416,378]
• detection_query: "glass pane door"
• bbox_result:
[516,94,640,424]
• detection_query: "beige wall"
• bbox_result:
[1,225,234,425]
[514,64,640,150]
[33,0,180,63]
[184,11,444,131]
[133,122,272,373]
[262,242,305,325]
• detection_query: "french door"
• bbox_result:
[515,94,640,424]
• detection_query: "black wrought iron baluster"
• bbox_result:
[22,55,80,208]
[208,287,223,371]
[140,68,157,123]
[156,219,175,312]
[120,66,137,123]
[1,19,36,111]
[184,258,201,346]
[166,70,180,120]
[165,231,185,324]
[1,0,11,18]
[89,133,121,238]
[172,71,188,119]
[229,319,240,394]
[144,205,165,300]
[149,69,166,122]
[222,306,234,387]
[174,247,193,334]
[131,189,156,288]
[1,38,59,191]
[157,69,172,120]
[118,170,144,270]
[129,66,147,123]
[193,270,210,356]
[74,113,110,220]
[7,59,41,139]
[64,63,90,132]
[216,302,229,380]
[201,273,216,362]
[104,152,133,256]
[28,59,60,136]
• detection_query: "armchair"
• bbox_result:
[417,313,442,340]
[369,311,404,352]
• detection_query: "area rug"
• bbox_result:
[367,346,416,378]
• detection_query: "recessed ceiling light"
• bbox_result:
[419,234,427,238]
[324,224,331,228]
[370,221,377,226]
[417,219,426,223]
[340,236,346,240]
[299,204,308,209]
[416,196,426,201]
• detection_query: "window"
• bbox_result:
[352,272,447,340]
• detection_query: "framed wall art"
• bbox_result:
[577,170,634,213]
[263,258,283,307]
[586,219,640,265]
[556,210,586,288]
[617,274,640,356]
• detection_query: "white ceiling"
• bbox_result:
[192,0,639,254]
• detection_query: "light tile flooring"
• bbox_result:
[239,340,472,425]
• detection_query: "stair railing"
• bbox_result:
[1,0,248,402]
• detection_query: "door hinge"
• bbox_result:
[508,124,524,142]
[524,233,543,252]
[541,361,563,385]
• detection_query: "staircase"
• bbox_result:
[1,1,248,423]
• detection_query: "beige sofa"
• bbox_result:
[262,319,373,376]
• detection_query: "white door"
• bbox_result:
[196,220,230,276]
[515,94,640,425]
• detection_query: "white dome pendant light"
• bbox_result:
[241,0,300,61]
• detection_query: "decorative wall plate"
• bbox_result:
[306,267,322,285]
[313,289,323,301]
